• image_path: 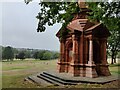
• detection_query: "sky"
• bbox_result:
[0,1,61,51]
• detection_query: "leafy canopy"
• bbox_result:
[25,0,120,62]
[25,0,80,32]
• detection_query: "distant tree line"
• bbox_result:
[1,46,59,61]
[33,50,59,60]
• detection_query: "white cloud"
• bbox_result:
[2,2,60,51]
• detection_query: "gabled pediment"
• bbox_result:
[85,23,111,38]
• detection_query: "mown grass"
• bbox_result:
[109,63,120,74]
[2,59,120,88]
[2,59,57,88]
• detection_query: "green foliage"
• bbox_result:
[87,2,120,64]
[33,50,59,60]
[24,0,32,4]
[24,50,31,58]
[117,52,120,58]
[52,51,59,59]
[2,46,14,61]
[17,52,26,60]
[38,50,46,60]
[1,45,59,61]
[0,45,2,60]
[42,51,52,60]
[25,1,119,63]
[36,2,79,34]
[33,51,39,59]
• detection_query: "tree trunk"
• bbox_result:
[114,55,117,63]
[111,50,117,64]
[111,58,114,64]
[111,52,114,64]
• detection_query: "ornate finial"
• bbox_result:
[78,0,88,9]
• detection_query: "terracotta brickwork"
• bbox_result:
[56,2,111,78]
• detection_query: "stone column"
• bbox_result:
[57,39,66,72]
[85,38,89,64]
[69,34,79,76]
[65,48,69,73]
[79,35,83,64]
[86,37,98,78]
[72,35,78,63]
[88,39,94,65]
[79,34,84,77]
[100,39,108,64]
[60,40,65,62]
[99,38,111,76]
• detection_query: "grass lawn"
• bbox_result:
[1,59,120,88]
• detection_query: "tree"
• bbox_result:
[87,2,120,64]
[24,50,31,58]
[2,46,14,61]
[0,46,2,60]
[107,18,120,64]
[51,51,59,59]
[33,51,39,59]
[15,54,19,59]
[17,52,25,60]
[38,50,45,60]
[25,0,79,34]
[25,0,120,64]
[42,51,52,60]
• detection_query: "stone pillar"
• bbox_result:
[88,39,94,64]
[99,38,111,76]
[69,34,79,76]
[57,39,66,73]
[79,35,83,64]
[79,34,84,77]
[86,37,98,78]
[65,48,69,73]
[85,38,89,64]
[100,39,108,64]
[72,35,79,64]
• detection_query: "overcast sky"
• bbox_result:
[0,2,61,51]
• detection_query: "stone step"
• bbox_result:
[27,75,53,86]
[40,73,70,85]
[37,74,63,86]
[43,71,65,81]
[41,72,77,85]
[43,71,79,83]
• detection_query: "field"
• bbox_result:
[1,59,120,88]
